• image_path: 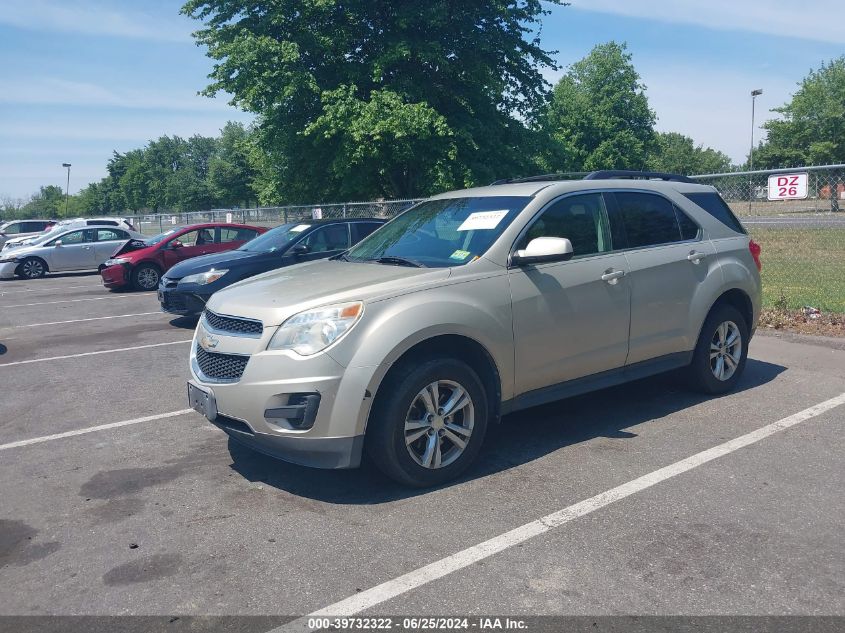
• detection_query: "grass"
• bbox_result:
[749,226,845,314]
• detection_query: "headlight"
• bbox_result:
[180,269,229,285]
[267,301,364,356]
[103,257,130,267]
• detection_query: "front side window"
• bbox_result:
[611,192,687,248]
[518,193,611,258]
[300,224,350,253]
[346,196,531,267]
[174,229,213,247]
[54,229,94,245]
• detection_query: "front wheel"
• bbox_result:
[17,257,47,279]
[687,304,749,394]
[366,358,489,487]
[131,263,160,291]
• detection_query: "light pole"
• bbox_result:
[749,89,762,210]
[62,163,71,216]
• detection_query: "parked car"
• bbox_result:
[2,217,135,251]
[0,225,145,280]
[158,218,385,316]
[0,219,55,249]
[100,223,267,291]
[186,171,762,487]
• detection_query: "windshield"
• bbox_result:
[345,196,531,267]
[144,229,180,246]
[238,223,312,253]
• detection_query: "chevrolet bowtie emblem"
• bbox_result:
[200,333,220,350]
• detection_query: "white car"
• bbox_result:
[0,225,144,280]
[1,217,136,251]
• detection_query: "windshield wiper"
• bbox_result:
[373,255,424,268]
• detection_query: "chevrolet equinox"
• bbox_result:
[187,171,762,487]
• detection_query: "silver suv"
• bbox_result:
[187,171,762,487]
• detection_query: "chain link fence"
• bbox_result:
[130,199,423,236]
[691,165,845,315]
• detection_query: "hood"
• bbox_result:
[166,249,261,279]
[111,239,154,259]
[206,258,451,327]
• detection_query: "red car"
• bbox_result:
[100,223,267,291]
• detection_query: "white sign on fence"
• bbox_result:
[312,207,323,219]
[767,173,808,200]
[225,212,233,223]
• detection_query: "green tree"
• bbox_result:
[540,42,656,172]
[207,122,259,207]
[648,132,732,175]
[754,56,845,168]
[21,185,67,217]
[181,0,566,200]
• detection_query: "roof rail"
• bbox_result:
[583,170,694,183]
[490,172,588,185]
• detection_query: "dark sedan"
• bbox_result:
[158,218,385,316]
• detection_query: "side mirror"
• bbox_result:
[512,237,574,266]
[54,240,63,247]
[170,240,183,249]
[293,244,309,256]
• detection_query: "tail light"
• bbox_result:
[748,239,762,271]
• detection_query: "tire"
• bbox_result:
[16,257,47,279]
[686,303,749,394]
[131,263,161,291]
[366,357,489,487]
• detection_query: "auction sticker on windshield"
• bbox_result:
[290,224,311,232]
[457,210,509,231]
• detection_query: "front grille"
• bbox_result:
[161,292,187,311]
[195,344,249,382]
[203,310,263,336]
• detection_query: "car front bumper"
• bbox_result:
[158,283,210,316]
[187,323,374,470]
[101,263,130,288]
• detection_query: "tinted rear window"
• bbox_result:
[682,192,746,234]
[612,192,684,248]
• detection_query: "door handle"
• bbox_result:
[601,269,625,283]
[687,251,706,263]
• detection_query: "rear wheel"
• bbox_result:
[366,357,489,487]
[16,257,47,279]
[687,304,749,394]
[131,263,160,291]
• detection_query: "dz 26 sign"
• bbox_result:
[768,172,808,200]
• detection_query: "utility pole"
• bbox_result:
[62,163,72,216]
[749,89,762,212]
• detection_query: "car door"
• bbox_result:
[295,224,351,261]
[607,191,716,364]
[49,229,97,270]
[94,228,130,264]
[160,229,215,269]
[508,192,631,396]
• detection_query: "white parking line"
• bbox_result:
[7,312,163,328]
[277,391,845,629]
[0,409,194,451]
[2,296,143,308]
[0,339,192,367]
[0,284,102,294]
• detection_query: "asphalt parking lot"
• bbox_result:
[1,273,843,627]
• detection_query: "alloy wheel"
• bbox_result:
[404,380,474,469]
[137,267,159,290]
[21,259,44,278]
[710,320,742,381]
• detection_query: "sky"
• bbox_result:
[0,0,842,200]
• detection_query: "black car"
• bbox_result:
[158,217,386,316]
